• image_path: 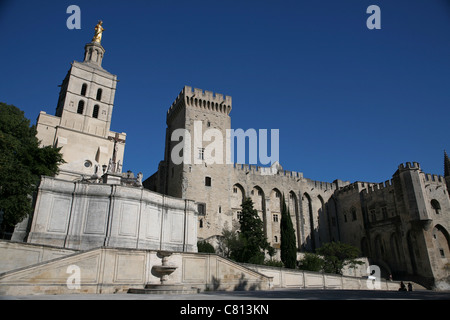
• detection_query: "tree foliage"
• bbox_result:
[197,240,215,253]
[316,241,363,274]
[0,102,64,229]
[231,197,271,264]
[280,194,297,268]
[297,252,324,272]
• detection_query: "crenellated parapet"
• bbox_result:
[232,163,341,192]
[233,163,303,179]
[423,172,446,184]
[364,179,395,194]
[167,86,232,122]
[398,162,421,171]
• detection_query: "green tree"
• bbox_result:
[233,197,271,264]
[297,253,324,272]
[0,102,64,232]
[218,226,241,259]
[280,194,297,268]
[316,241,363,274]
[197,240,215,253]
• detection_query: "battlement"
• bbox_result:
[336,179,395,195]
[167,85,232,121]
[364,179,395,194]
[232,163,339,191]
[423,172,445,184]
[398,162,421,171]
[233,163,303,179]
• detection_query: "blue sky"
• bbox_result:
[1,0,449,183]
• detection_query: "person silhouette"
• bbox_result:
[407,282,413,291]
[399,281,407,291]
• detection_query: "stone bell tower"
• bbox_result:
[36,21,126,181]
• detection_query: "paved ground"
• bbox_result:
[2,288,450,300]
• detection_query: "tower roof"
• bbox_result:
[445,150,450,177]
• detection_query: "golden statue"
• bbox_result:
[92,20,105,44]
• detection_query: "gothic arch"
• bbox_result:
[327,196,339,242]
[288,191,300,248]
[251,185,266,236]
[231,183,245,208]
[231,183,245,227]
[302,192,315,251]
[317,195,328,246]
[269,188,282,247]
[269,188,282,213]
[433,224,450,259]
[251,185,265,213]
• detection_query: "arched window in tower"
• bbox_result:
[431,199,441,214]
[92,105,100,118]
[77,100,85,114]
[81,83,87,96]
[96,88,102,101]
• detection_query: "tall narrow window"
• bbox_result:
[205,176,211,187]
[198,147,205,160]
[92,105,99,118]
[81,83,87,96]
[77,100,85,114]
[96,88,102,101]
[197,203,206,216]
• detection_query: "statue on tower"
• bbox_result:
[92,20,105,44]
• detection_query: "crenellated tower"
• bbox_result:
[146,86,233,239]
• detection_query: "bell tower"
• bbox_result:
[36,22,126,181]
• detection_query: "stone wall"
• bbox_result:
[0,241,77,274]
[241,263,416,291]
[0,244,270,295]
[0,242,414,295]
[27,176,198,252]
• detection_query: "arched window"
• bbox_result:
[431,199,441,214]
[92,105,99,118]
[77,100,85,114]
[81,83,87,96]
[96,88,102,101]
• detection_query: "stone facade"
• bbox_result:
[26,175,197,252]
[36,39,126,181]
[146,86,450,289]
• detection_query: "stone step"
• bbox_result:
[127,284,199,295]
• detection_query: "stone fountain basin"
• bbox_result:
[152,265,177,274]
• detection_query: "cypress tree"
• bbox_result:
[234,197,271,264]
[280,194,297,268]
